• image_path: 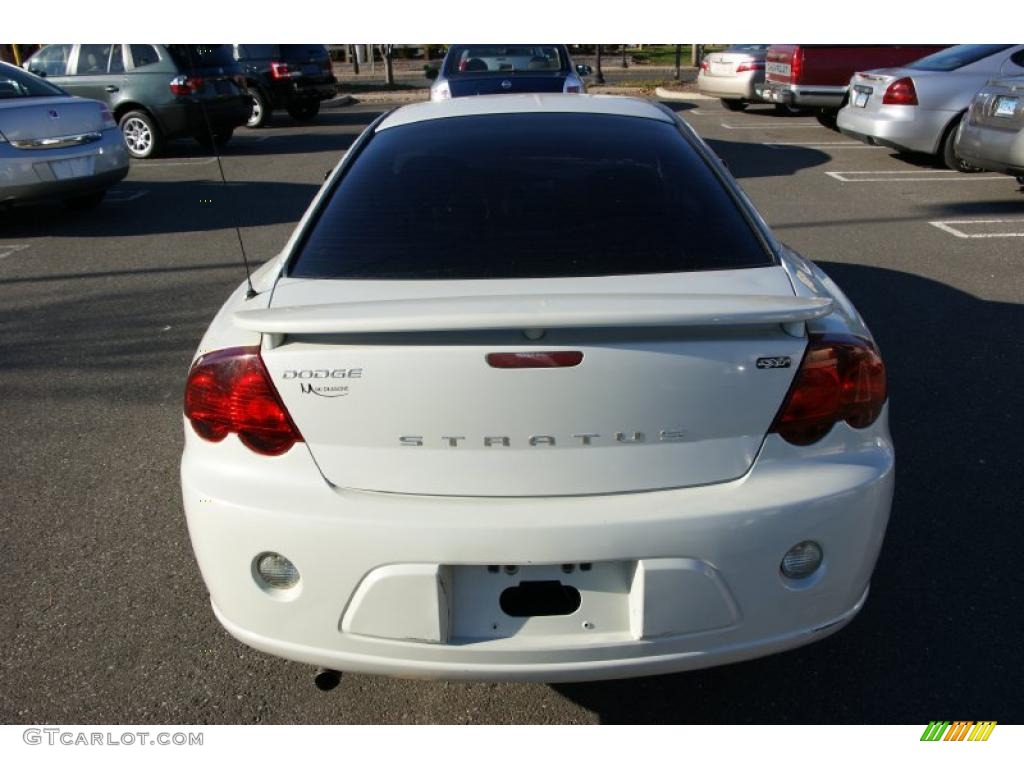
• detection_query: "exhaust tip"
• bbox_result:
[314,668,342,691]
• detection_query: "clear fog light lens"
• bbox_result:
[255,552,300,589]
[781,541,823,579]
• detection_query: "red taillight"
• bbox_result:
[270,61,292,80]
[791,48,804,82]
[736,61,765,72]
[770,335,887,446]
[169,75,204,96]
[486,351,584,369]
[700,58,710,72]
[883,77,918,106]
[184,347,302,456]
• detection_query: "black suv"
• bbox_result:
[233,44,338,128]
[23,44,251,159]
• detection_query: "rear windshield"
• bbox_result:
[290,113,772,280]
[166,44,237,70]
[444,45,567,76]
[280,44,329,60]
[725,45,769,54]
[0,63,65,98]
[907,44,1012,72]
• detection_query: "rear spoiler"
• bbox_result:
[234,293,833,334]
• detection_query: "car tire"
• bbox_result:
[720,99,747,112]
[62,191,106,211]
[246,87,271,128]
[815,109,839,130]
[119,110,163,159]
[774,103,803,117]
[942,115,982,173]
[195,129,234,150]
[1016,175,1024,186]
[286,101,320,122]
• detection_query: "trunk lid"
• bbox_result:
[257,268,819,497]
[967,77,1024,130]
[848,69,903,115]
[0,96,104,141]
[448,73,567,97]
[704,52,759,78]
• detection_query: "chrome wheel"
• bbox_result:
[122,116,152,156]
[247,95,263,128]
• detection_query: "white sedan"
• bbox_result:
[182,94,893,684]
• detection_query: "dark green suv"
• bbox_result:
[233,44,337,128]
[24,44,251,159]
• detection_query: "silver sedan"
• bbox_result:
[837,44,1024,171]
[956,76,1024,184]
[696,45,769,111]
[0,61,129,210]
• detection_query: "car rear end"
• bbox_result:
[156,44,250,139]
[0,65,128,206]
[956,77,1024,177]
[836,68,944,153]
[262,44,338,108]
[181,97,893,682]
[431,45,582,100]
[697,45,767,102]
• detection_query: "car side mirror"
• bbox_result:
[576,64,593,77]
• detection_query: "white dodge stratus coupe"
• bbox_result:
[182,94,893,685]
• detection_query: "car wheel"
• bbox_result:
[774,103,804,117]
[815,109,839,130]
[720,99,747,112]
[246,87,270,128]
[942,115,982,173]
[62,191,106,211]
[119,110,163,159]
[1016,175,1024,186]
[286,101,320,121]
[195,129,234,150]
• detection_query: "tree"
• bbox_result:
[674,45,682,80]
[380,45,394,86]
[596,44,605,84]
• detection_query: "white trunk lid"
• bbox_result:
[258,268,817,496]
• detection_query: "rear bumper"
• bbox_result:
[696,71,763,101]
[955,120,1024,176]
[152,98,251,140]
[837,104,954,155]
[182,414,895,682]
[761,81,847,109]
[267,78,338,108]
[0,128,129,204]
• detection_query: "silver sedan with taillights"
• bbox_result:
[696,44,769,111]
[956,76,1024,185]
[837,44,1024,171]
[0,61,129,210]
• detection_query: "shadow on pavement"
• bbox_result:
[0,180,321,238]
[553,263,1024,723]
[705,138,831,179]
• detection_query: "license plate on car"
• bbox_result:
[994,96,1019,117]
[49,155,95,180]
[709,62,732,76]
[765,62,790,77]
[854,91,869,108]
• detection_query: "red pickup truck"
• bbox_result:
[759,44,948,126]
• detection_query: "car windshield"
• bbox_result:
[289,113,772,280]
[0,63,65,98]
[445,45,566,76]
[906,44,1012,72]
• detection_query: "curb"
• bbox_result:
[337,91,430,104]
[320,95,356,109]
[654,87,715,102]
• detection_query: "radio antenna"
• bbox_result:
[187,45,257,299]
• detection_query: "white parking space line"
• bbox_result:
[826,170,1008,183]
[721,121,821,130]
[0,244,30,261]
[764,141,885,150]
[131,157,218,168]
[106,190,149,203]
[929,219,1024,239]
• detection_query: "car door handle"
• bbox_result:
[105,85,119,93]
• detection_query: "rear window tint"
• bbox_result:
[290,113,772,280]
[445,45,567,76]
[280,45,329,60]
[166,45,236,70]
[238,44,279,59]
[129,44,160,68]
[907,44,1012,72]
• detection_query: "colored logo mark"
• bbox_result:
[920,721,997,742]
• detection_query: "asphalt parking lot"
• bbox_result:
[1,99,1022,724]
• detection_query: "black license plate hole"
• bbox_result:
[499,580,581,617]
